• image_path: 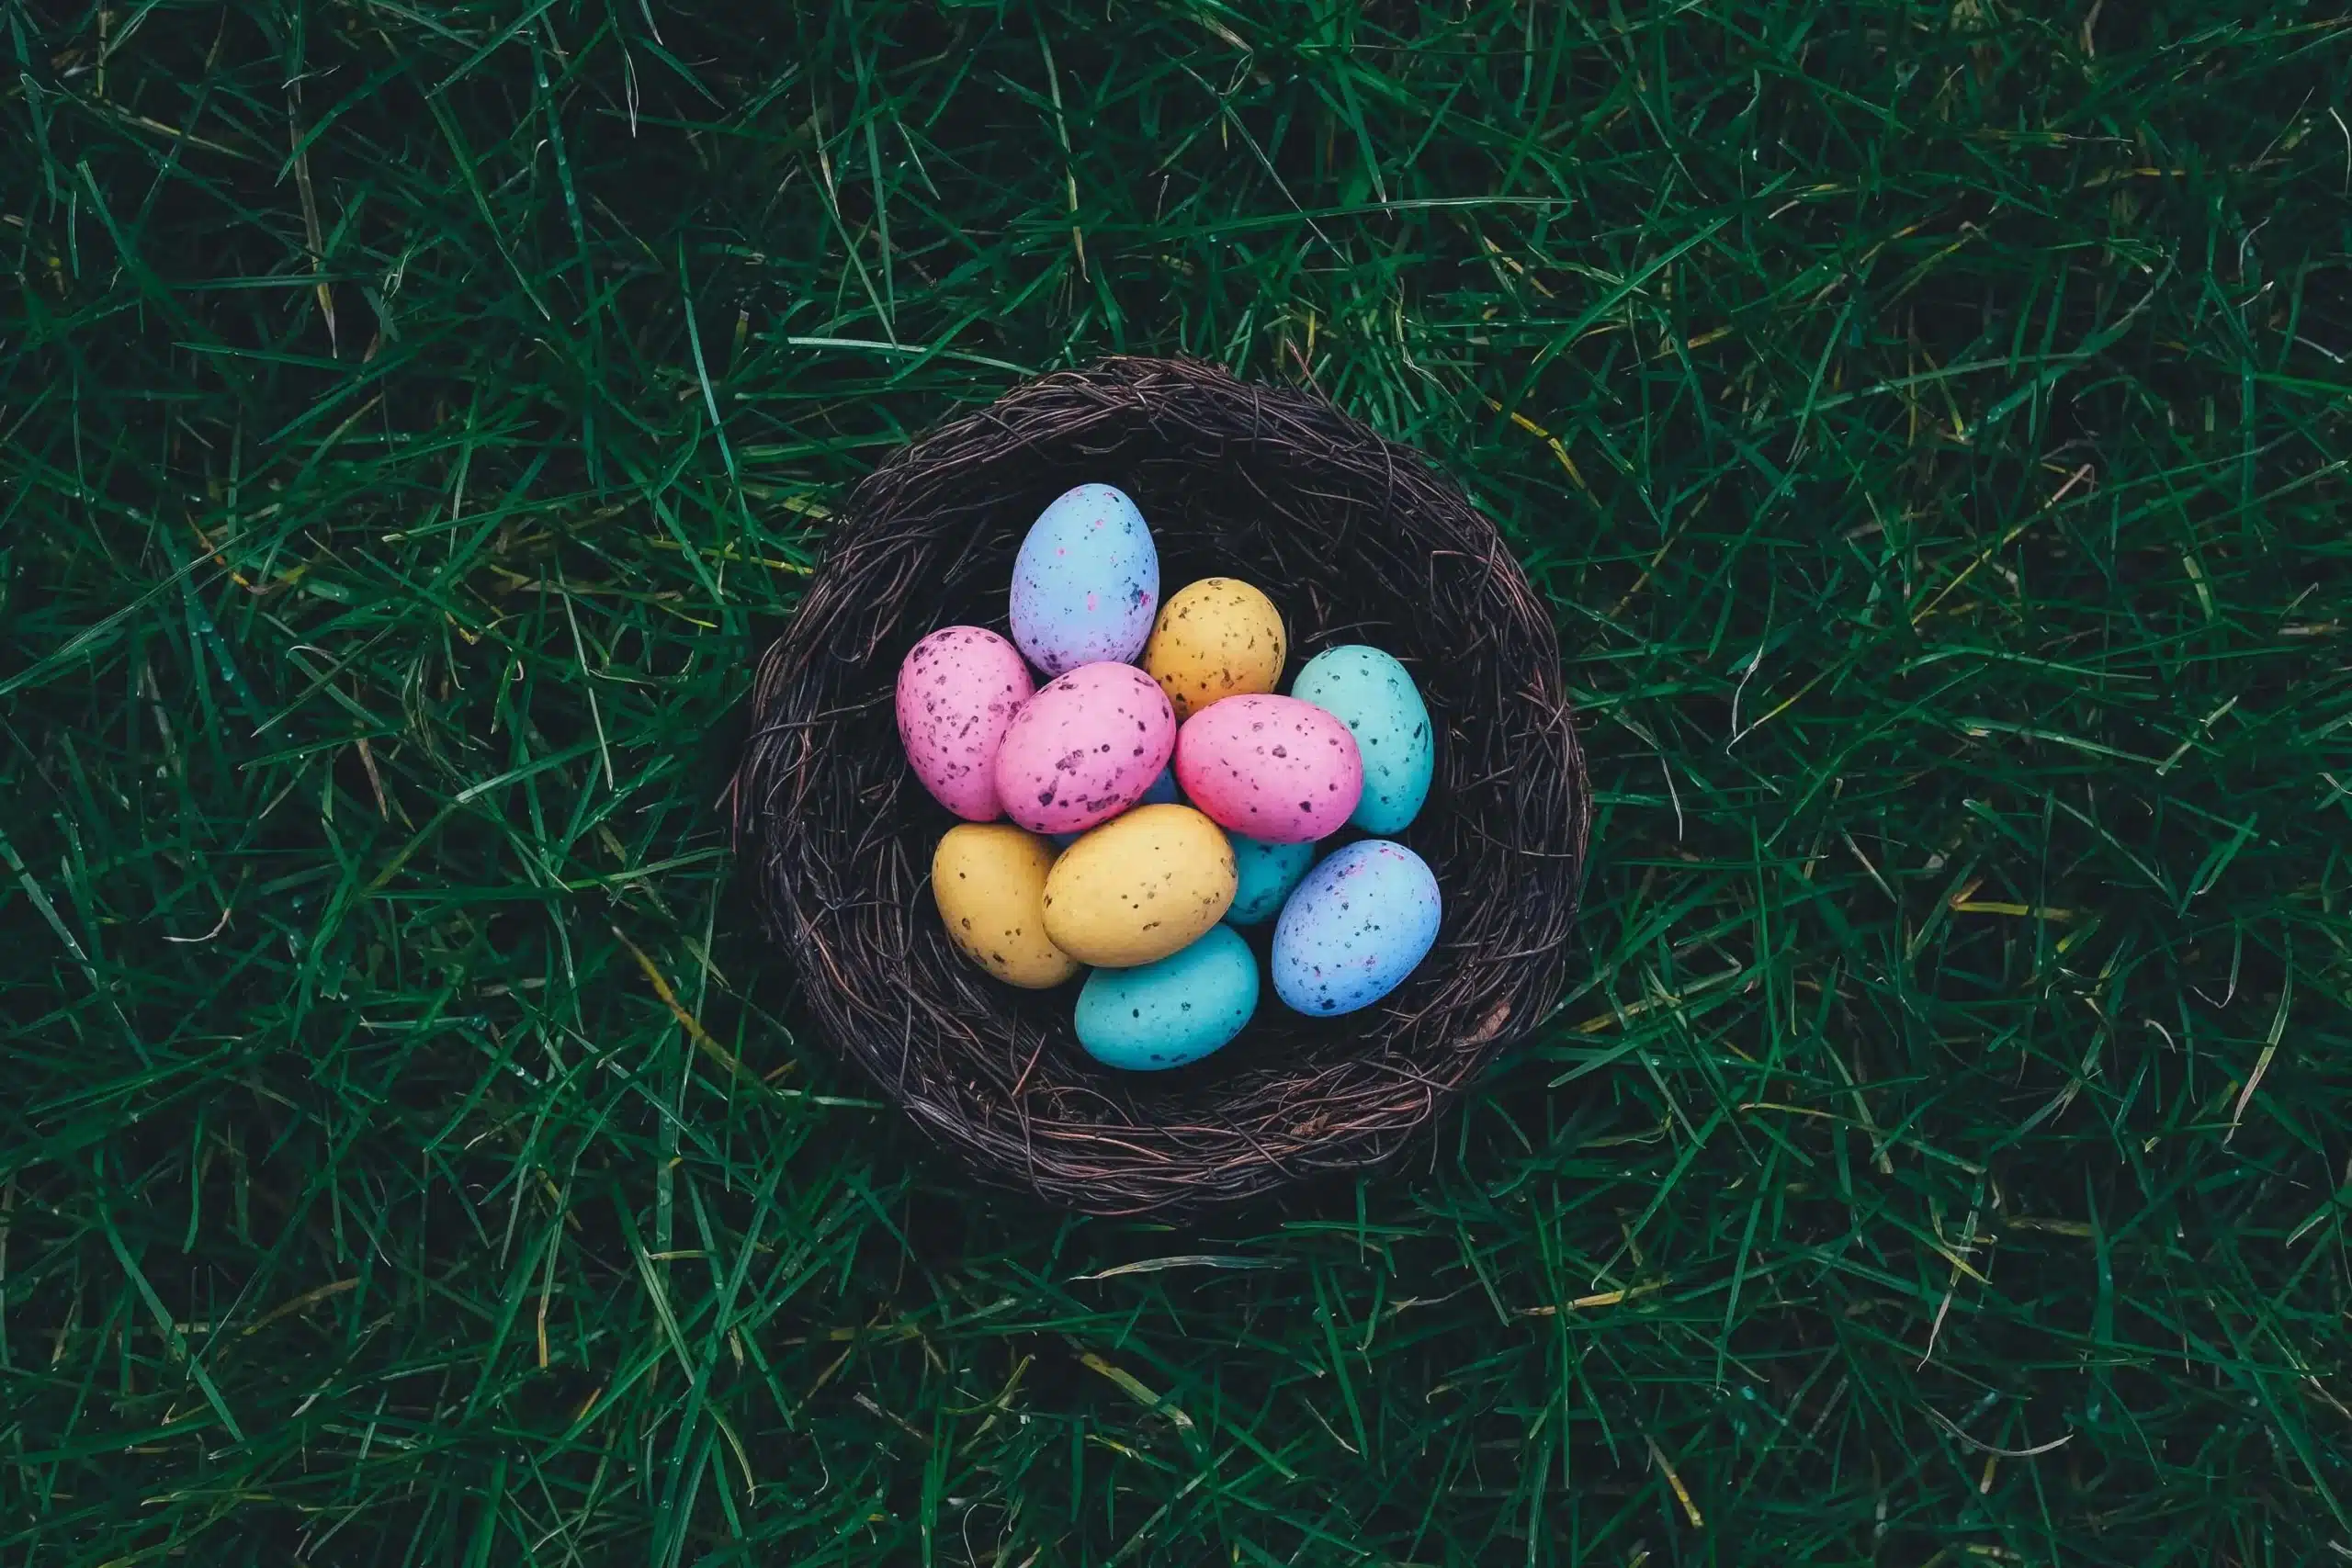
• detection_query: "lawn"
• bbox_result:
[6,1,2352,1562]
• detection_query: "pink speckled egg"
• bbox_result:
[994,662,1177,836]
[1175,694,1363,844]
[896,626,1035,821]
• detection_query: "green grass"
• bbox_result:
[6,0,2352,1562]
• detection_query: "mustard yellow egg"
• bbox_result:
[932,824,1080,988]
[1141,577,1288,720]
[1041,805,1238,967]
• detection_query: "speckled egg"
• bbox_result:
[1041,805,1237,967]
[931,824,1080,989]
[1075,925,1260,1071]
[994,662,1177,837]
[1142,577,1288,719]
[1226,833,1316,927]
[1291,645,1435,834]
[895,626,1035,820]
[1272,840,1442,1016]
[1174,694,1363,844]
[1009,483,1159,676]
[1050,764,1180,849]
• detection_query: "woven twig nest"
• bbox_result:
[731,356,1589,1213]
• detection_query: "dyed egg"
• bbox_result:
[1041,805,1236,967]
[1174,694,1363,844]
[994,663,1177,837]
[1009,483,1159,676]
[1076,925,1260,1071]
[895,626,1035,820]
[1140,763,1183,807]
[1142,577,1288,719]
[1050,764,1180,849]
[1291,646,1435,834]
[1272,840,1442,1015]
[932,824,1079,989]
[1226,833,1315,926]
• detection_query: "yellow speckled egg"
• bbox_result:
[932,824,1080,988]
[1142,577,1288,720]
[1041,805,1238,967]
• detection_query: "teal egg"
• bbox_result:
[1226,832,1315,926]
[1291,645,1434,834]
[1075,925,1260,1071]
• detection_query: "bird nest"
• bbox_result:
[730,356,1588,1213]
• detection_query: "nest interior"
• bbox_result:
[733,356,1588,1213]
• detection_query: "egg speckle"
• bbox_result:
[994,662,1177,837]
[1075,925,1260,1070]
[931,823,1080,989]
[1041,805,1237,967]
[1272,840,1442,1015]
[1291,645,1435,834]
[1173,694,1363,843]
[1142,577,1287,719]
[1009,484,1159,675]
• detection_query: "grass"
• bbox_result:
[6,0,2352,1562]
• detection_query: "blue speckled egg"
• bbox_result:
[1226,832,1315,926]
[1140,762,1182,807]
[1075,924,1260,1071]
[1272,840,1442,1016]
[1053,765,1179,848]
[1291,646,1434,835]
[1010,484,1159,676]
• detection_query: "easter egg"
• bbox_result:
[1226,833,1315,926]
[895,626,1035,820]
[1142,577,1288,719]
[1173,694,1363,844]
[931,824,1080,989]
[1041,805,1236,967]
[1050,764,1180,849]
[1075,925,1260,1071]
[1009,483,1159,675]
[1272,840,1442,1016]
[1140,762,1183,807]
[1291,646,1435,834]
[994,663,1177,837]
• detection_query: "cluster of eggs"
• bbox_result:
[897,484,1440,1072]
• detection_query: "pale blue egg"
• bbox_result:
[1272,840,1442,1016]
[1076,925,1260,1070]
[1226,832,1315,926]
[1291,645,1434,834]
[1009,484,1159,676]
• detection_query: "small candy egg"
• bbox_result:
[1173,694,1363,844]
[1226,833,1315,926]
[932,824,1080,989]
[1272,840,1442,1015]
[895,626,1035,820]
[1009,483,1159,675]
[994,663,1177,837]
[1076,925,1260,1071]
[1291,645,1435,834]
[1041,805,1236,967]
[1142,577,1287,719]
